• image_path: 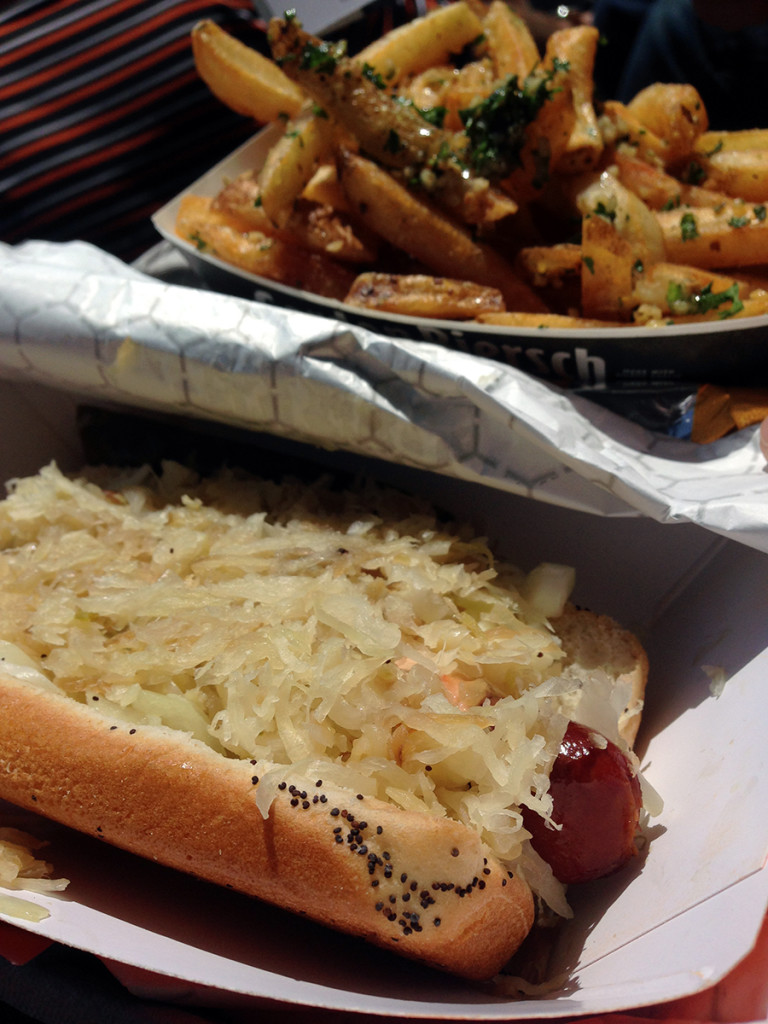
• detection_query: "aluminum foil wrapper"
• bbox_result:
[2,239,768,552]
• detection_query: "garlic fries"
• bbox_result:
[180,3,768,326]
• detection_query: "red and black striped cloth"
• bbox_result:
[0,0,432,263]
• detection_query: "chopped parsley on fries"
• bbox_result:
[180,3,768,328]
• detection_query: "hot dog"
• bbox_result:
[0,461,650,980]
[522,721,643,884]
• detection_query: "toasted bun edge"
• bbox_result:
[0,671,533,980]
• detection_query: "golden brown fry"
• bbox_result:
[257,102,334,228]
[612,152,730,211]
[301,164,352,212]
[637,292,768,325]
[515,244,583,285]
[268,16,516,227]
[437,61,499,132]
[345,273,505,319]
[175,194,355,299]
[599,100,668,168]
[482,1,540,79]
[627,83,708,165]
[400,65,454,113]
[478,311,624,327]
[692,148,768,203]
[695,129,768,154]
[401,56,501,134]
[690,130,768,203]
[268,34,438,175]
[631,263,748,316]
[499,59,576,202]
[657,200,768,268]
[214,174,378,263]
[338,149,546,312]
[511,244,583,316]
[577,172,665,264]
[191,19,304,123]
[355,1,484,85]
[580,213,635,321]
[402,63,497,133]
[545,26,603,175]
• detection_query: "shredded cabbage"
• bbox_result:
[0,828,69,894]
[0,827,69,921]
[0,462,625,913]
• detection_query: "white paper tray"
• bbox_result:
[0,378,766,1018]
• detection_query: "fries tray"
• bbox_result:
[152,129,768,392]
[0,377,766,1019]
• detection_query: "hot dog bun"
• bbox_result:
[0,669,533,979]
[0,462,648,980]
[552,605,648,747]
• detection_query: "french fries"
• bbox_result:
[612,152,730,211]
[482,1,539,80]
[685,130,768,212]
[626,83,708,166]
[190,20,303,122]
[545,26,603,175]
[176,195,355,300]
[180,4,768,332]
[267,15,517,227]
[658,200,768,268]
[345,273,504,319]
[213,174,378,263]
[355,1,484,84]
[256,102,334,228]
[337,148,546,312]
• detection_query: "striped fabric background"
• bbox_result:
[0,0,433,263]
[0,1,274,261]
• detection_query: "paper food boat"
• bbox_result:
[0,376,766,1019]
[152,128,768,392]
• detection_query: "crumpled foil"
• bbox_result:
[2,239,768,552]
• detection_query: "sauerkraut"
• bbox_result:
[0,462,628,915]
[0,828,69,921]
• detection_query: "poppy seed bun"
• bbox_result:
[0,463,649,980]
[0,670,534,980]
